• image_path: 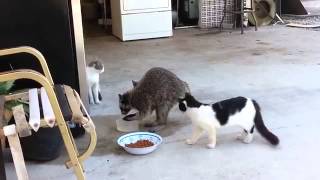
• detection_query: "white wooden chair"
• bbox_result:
[0,46,97,180]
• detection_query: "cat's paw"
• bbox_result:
[186,139,194,145]
[236,133,245,141]
[89,100,94,104]
[242,136,253,144]
[95,101,101,104]
[206,143,216,149]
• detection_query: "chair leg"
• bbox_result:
[252,12,258,31]
[0,97,5,180]
[240,0,244,34]
[234,0,237,29]
[4,125,29,180]
[220,0,228,31]
[55,117,85,180]
[0,141,6,180]
[40,85,85,180]
[251,0,257,31]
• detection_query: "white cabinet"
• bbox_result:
[122,0,170,13]
[111,0,173,41]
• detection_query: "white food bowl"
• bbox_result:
[116,118,139,132]
[116,110,140,132]
[117,132,162,155]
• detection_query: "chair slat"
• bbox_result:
[28,89,41,132]
[12,105,31,137]
[54,85,72,122]
[64,85,83,123]
[40,87,56,127]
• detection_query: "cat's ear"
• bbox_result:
[88,61,96,67]
[132,80,138,87]
[118,94,123,100]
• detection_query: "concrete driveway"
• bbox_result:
[5,25,320,180]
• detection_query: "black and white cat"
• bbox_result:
[86,61,104,104]
[178,93,279,148]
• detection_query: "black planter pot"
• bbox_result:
[20,127,63,161]
[14,124,84,161]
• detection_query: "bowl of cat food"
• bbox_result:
[117,132,162,155]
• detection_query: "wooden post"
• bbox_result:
[12,105,31,137]
[0,96,5,146]
[0,138,5,180]
[0,96,6,180]
[0,96,7,180]
[3,125,29,180]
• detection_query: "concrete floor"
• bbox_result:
[302,0,320,15]
[5,25,320,179]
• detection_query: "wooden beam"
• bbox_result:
[4,91,28,102]
[0,139,6,180]
[64,85,83,123]
[0,96,6,180]
[12,105,31,137]
[0,96,5,129]
[3,125,29,180]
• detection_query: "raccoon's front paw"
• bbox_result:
[186,139,195,145]
[206,143,216,149]
[146,125,166,133]
[143,121,158,128]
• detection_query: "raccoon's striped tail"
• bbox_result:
[253,100,279,145]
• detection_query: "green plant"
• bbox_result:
[0,80,15,95]
[0,80,29,120]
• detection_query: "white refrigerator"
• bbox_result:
[111,0,173,41]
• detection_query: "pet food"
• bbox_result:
[125,140,154,148]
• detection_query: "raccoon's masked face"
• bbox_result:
[118,93,132,115]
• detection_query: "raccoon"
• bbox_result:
[119,67,190,129]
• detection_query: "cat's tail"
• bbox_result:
[253,100,280,146]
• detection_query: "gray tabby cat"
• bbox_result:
[118,67,190,129]
[87,61,104,104]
